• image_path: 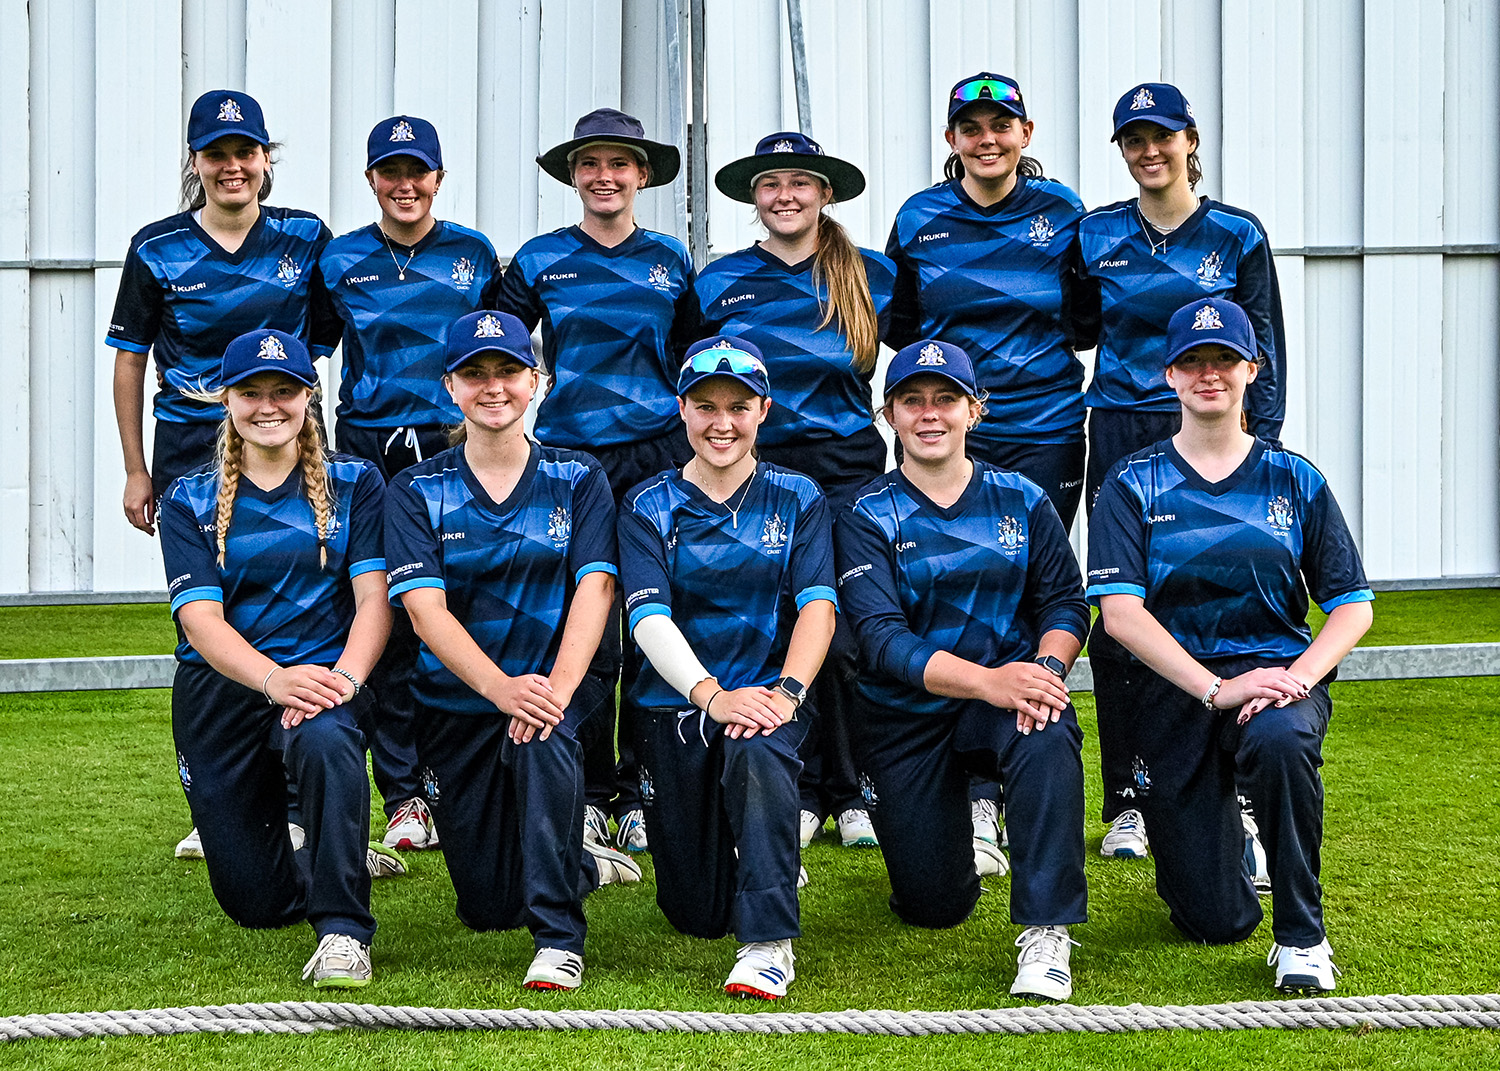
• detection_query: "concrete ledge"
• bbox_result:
[0,655,174,693]
[0,591,168,607]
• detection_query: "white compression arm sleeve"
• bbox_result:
[631,612,714,704]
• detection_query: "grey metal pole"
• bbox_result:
[689,0,708,263]
[662,0,690,247]
[786,0,812,137]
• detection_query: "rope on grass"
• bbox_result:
[6,994,1500,1042]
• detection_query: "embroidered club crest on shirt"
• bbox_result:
[451,258,475,289]
[474,313,505,338]
[276,255,300,286]
[1266,495,1294,532]
[258,335,288,361]
[1192,304,1223,331]
[217,98,243,122]
[390,120,415,142]
[648,263,672,291]
[1130,87,1155,111]
[1197,251,1223,286]
[761,513,788,550]
[997,515,1026,551]
[548,507,571,549]
[1028,214,1056,246]
[916,343,946,366]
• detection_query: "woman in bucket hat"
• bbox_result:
[695,131,896,856]
[498,108,701,854]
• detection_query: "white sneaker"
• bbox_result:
[724,939,795,999]
[797,865,809,889]
[1269,938,1340,993]
[837,808,878,847]
[288,822,306,851]
[1101,809,1149,858]
[383,797,436,851]
[175,827,204,860]
[302,932,372,988]
[583,804,611,847]
[585,838,643,885]
[799,809,823,849]
[975,839,1009,877]
[1010,925,1078,1001]
[1243,810,1271,895]
[616,808,648,852]
[971,799,1000,846]
[523,946,585,990]
[366,842,407,879]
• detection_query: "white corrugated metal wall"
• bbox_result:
[1,0,1496,593]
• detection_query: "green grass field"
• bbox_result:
[4,675,1499,1068]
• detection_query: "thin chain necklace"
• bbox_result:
[693,459,757,529]
[1137,203,1183,257]
[379,226,418,280]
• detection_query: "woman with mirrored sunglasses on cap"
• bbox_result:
[1070,82,1289,863]
[618,338,837,1000]
[694,131,895,856]
[1087,297,1370,994]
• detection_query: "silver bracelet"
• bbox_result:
[1201,676,1223,710]
[261,666,280,705]
[330,668,362,696]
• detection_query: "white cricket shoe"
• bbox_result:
[971,798,1000,846]
[724,939,795,1000]
[383,797,437,851]
[524,947,585,990]
[1243,810,1271,895]
[288,822,306,851]
[975,839,1009,877]
[837,808,878,847]
[1269,938,1340,993]
[302,932,372,988]
[175,827,204,860]
[586,839,643,885]
[583,804,611,847]
[616,808,648,852]
[1101,809,1149,858]
[366,842,407,879]
[799,809,823,849]
[1010,925,1078,1001]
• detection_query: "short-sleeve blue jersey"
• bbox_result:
[319,221,502,429]
[1071,197,1287,436]
[497,225,697,450]
[835,462,1089,717]
[885,177,1086,446]
[107,207,337,424]
[384,442,618,714]
[160,455,386,667]
[1086,438,1372,663]
[694,245,896,447]
[619,462,837,709]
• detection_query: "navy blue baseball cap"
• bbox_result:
[1165,298,1256,366]
[947,72,1027,123]
[677,337,771,397]
[1111,82,1195,141]
[187,90,269,151]
[884,340,979,397]
[444,311,537,373]
[221,329,317,388]
[367,115,443,171]
[714,132,866,204]
[537,108,680,188]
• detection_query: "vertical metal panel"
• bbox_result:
[393,0,479,231]
[1076,0,1161,209]
[181,0,248,111]
[29,0,95,260]
[1015,0,1080,191]
[0,0,31,262]
[0,270,30,593]
[29,273,94,590]
[1441,257,1500,576]
[1161,0,1221,204]
[799,2,876,246]
[1443,0,1500,246]
[927,0,1017,179]
[477,0,543,254]
[1272,253,1307,450]
[1363,0,1443,247]
[1302,0,1362,247]
[866,0,933,251]
[621,0,687,243]
[246,0,334,222]
[1220,0,1301,242]
[702,0,781,255]
[328,0,395,237]
[1301,258,1363,545]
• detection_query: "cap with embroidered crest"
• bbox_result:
[1111,82,1195,141]
[677,336,771,397]
[713,131,866,204]
[1165,297,1256,366]
[187,90,269,151]
[221,329,317,388]
[884,339,978,397]
[367,115,443,171]
[444,311,538,373]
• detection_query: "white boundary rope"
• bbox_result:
[5,994,1500,1042]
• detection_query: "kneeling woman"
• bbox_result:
[160,329,394,988]
[619,337,836,999]
[385,311,640,992]
[1088,298,1372,992]
[834,340,1090,1001]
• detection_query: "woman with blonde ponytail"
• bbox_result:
[159,329,396,989]
[695,132,896,856]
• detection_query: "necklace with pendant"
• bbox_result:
[379,227,418,280]
[1137,204,1182,257]
[694,460,757,529]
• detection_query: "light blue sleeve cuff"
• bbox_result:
[795,585,838,612]
[106,336,150,354]
[1086,582,1147,605]
[349,557,386,579]
[389,576,445,603]
[627,603,670,633]
[575,561,619,584]
[1318,588,1375,613]
[170,587,223,615]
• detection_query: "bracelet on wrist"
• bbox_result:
[1201,676,1223,710]
[703,688,722,716]
[261,665,280,705]
[330,668,362,696]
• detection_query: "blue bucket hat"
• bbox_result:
[713,132,866,204]
[1111,82,1195,141]
[947,72,1027,123]
[367,115,443,171]
[444,311,538,373]
[677,337,771,397]
[884,340,979,397]
[536,108,681,188]
[221,329,317,388]
[1165,298,1256,366]
[187,90,269,151]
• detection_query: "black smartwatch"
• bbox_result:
[773,676,808,708]
[1033,655,1067,679]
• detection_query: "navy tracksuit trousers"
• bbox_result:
[856,699,1088,931]
[171,663,376,945]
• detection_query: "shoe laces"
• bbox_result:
[302,933,369,979]
[736,939,794,971]
[1241,809,1261,837]
[1267,939,1341,975]
[1111,809,1144,834]
[972,798,999,824]
[1015,925,1078,965]
[839,808,872,828]
[392,797,429,827]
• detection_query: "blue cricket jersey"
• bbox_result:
[886,176,1087,446]
[384,442,618,714]
[1086,438,1372,663]
[319,221,502,429]
[694,244,896,447]
[619,462,837,709]
[835,462,1089,717]
[1071,197,1287,437]
[161,455,386,666]
[107,207,339,424]
[497,225,698,450]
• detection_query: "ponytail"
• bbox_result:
[212,420,244,569]
[297,416,335,570]
[812,212,879,374]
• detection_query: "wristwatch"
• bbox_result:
[773,676,809,709]
[1033,655,1067,679]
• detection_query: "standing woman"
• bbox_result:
[695,132,895,849]
[886,72,1088,527]
[159,329,395,988]
[619,338,837,999]
[1088,298,1371,992]
[1072,83,1288,859]
[320,115,503,852]
[499,108,698,851]
[384,312,641,992]
[836,340,1090,1001]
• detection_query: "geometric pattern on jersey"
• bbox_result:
[498,226,696,450]
[1075,197,1286,426]
[107,207,334,424]
[1086,438,1372,663]
[384,442,617,714]
[320,221,501,429]
[160,455,386,667]
[619,462,837,710]
[836,461,1089,717]
[885,176,1086,446]
[693,244,896,446]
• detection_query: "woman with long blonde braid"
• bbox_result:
[159,328,396,989]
